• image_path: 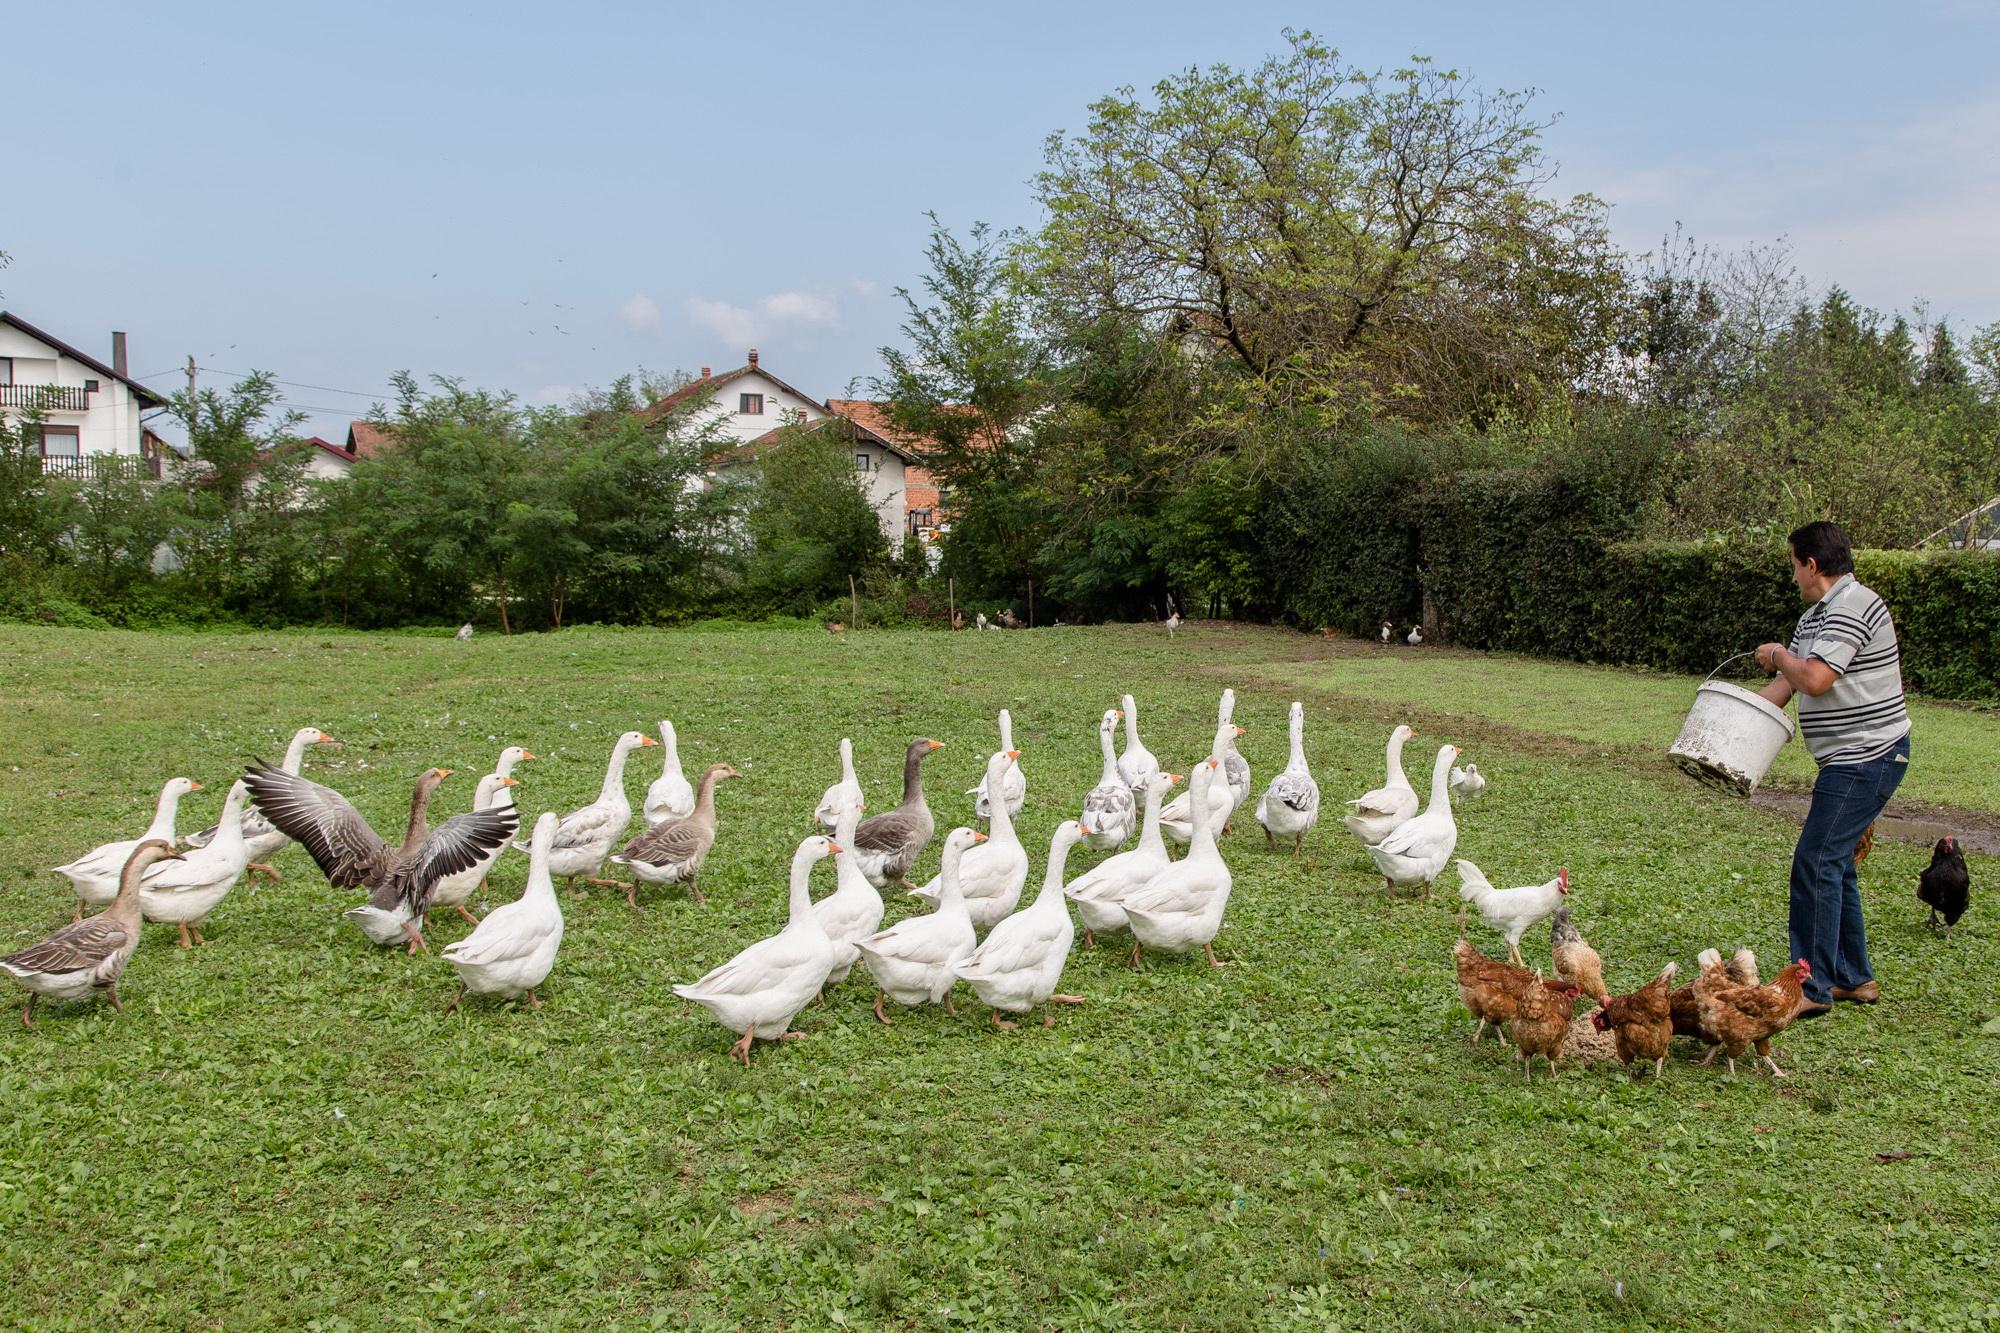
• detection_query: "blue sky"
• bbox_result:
[6,1,1997,443]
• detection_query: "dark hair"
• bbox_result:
[1788,521,1854,577]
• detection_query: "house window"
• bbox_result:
[855,452,871,470]
[739,393,764,415]
[0,358,11,386]
[907,508,932,534]
[40,426,80,456]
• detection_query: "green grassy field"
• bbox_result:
[1,622,1995,1331]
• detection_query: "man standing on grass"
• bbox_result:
[1755,521,1911,1020]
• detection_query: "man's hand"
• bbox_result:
[1756,642,1838,699]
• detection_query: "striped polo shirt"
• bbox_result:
[1788,573,1910,766]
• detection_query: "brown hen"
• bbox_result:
[1592,962,1679,1078]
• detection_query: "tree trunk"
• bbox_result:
[496,563,512,636]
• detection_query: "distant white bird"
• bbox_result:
[1450,763,1486,802]
[1165,612,1182,638]
[1254,701,1319,854]
[1380,621,1394,644]
[1406,625,1424,646]
[976,611,989,631]
[455,623,474,641]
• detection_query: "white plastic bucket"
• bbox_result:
[1670,673,1795,795]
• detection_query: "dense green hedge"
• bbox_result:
[1266,429,2000,700]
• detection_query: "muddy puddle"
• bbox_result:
[1747,787,2000,856]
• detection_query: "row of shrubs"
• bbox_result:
[1267,445,2000,700]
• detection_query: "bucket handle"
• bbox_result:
[1703,650,1760,684]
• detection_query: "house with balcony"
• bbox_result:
[0,312,172,479]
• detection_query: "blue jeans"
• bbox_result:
[1788,734,1910,1004]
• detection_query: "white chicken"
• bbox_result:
[1457,859,1570,966]
[1450,763,1486,802]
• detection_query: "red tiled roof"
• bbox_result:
[0,310,170,406]
[645,358,831,422]
[722,413,915,465]
[345,422,394,458]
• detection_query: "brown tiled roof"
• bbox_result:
[0,310,170,406]
[345,422,394,458]
[645,359,832,422]
[721,413,915,466]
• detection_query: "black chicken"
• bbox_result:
[1917,836,1970,937]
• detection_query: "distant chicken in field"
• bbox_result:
[1458,860,1569,965]
[1592,962,1679,1079]
[1670,948,1757,1052]
[1380,620,1394,644]
[1693,950,1811,1078]
[1549,906,1607,1003]
[1511,973,1582,1081]
[1406,625,1424,646]
[1917,835,1969,936]
[1452,922,1535,1046]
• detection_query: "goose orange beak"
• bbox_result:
[1006,749,1021,760]
[827,841,846,854]
[520,750,537,761]
[500,776,520,787]
[639,735,659,747]
[189,780,205,792]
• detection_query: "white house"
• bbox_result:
[0,311,171,478]
[648,349,917,542]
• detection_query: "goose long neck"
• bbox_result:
[937,843,968,910]
[208,785,250,853]
[524,830,557,904]
[143,785,185,841]
[281,732,314,774]
[998,711,1015,752]
[1098,723,1120,781]
[1036,835,1076,906]
[833,809,866,887]
[1188,769,1219,860]
[1138,777,1167,848]
[1121,697,1140,746]
[787,844,823,927]
[600,742,634,803]
[1427,752,1455,808]
[1386,731,1409,787]
[659,724,682,779]
[839,738,856,785]
[1288,711,1306,769]
[109,849,159,923]
[986,763,1016,841]
[901,748,926,805]
[693,769,724,819]
[402,779,435,854]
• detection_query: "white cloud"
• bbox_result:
[848,276,882,298]
[1573,94,2000,325]
[685,297,760,347]
[684,288,844,348]
[617,293,660,333]
[758,290,839,326]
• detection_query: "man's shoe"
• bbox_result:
[1832,981,1880,1004]
[1793,997,1834,1021]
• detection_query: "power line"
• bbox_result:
[197,366,388,399]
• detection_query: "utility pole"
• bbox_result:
[185,356,197,438]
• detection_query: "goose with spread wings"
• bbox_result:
[241,762,518,954]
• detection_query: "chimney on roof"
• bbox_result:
[112,332,128,378]
[700,366,711,379]
[748,347,759,367]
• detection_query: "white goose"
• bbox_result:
[1066,769,1179,947]
[856,827,984,1024]
[1078,708,1137,851]
[672,835,840,1064]
[1115,694,1159,790]
[1161,705,1245,847]
[527,730,657,894]
[1254,701,1320,854]
[1341,724,1419,846]
[443,810,565,1010]
[1216,688,1252,825]
[971,710,1027,821]
[811,797,883,987]
[912,748,1028,931]
[1124,760,1234,968]
[139,780,252,948]
[1450,763,1487,802]
[643,720,695,826]
[954,820,1087,1029]
[183,726,337,880]
[814,737,863,833]
[52,776,202,918]
[1366,744,1461,896]
[429,772,521,924]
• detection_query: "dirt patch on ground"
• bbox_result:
[1748,788,2000,856]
